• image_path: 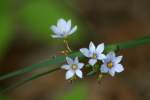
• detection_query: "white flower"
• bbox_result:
[100,52,124,76]
[80,41,106,66]
[61,57,84,80]
[50,18,77,38]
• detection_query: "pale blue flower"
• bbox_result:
[100,52,124,76]
[61,57,84,80]
[50,18,77,38]
[80,42,106,66]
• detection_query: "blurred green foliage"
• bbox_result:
[57,83,88,100]
[0,0,86,60]
[0,15,13,59]
[19,0,85,43]
[0,95,10,100]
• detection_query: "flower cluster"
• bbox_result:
[50,18,124,81]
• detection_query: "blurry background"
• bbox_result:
[0,0,150,100]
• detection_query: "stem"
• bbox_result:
[0,67,60,94]
[0,52,81,80]
[117,36,150,49]
[98,74,103,84]
[63,39,72,53]
[0,36,150,93]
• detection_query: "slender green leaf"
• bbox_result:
[0,52,81,80]
[0,36,150,93]
[117,36,150,49]
[0,67,60,94]
[0,36,150,80]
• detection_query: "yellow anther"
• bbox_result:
[107,62,113,68]
[92,53,97,59]
[72,64,77,70]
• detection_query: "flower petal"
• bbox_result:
[51,25,62,34]
[114,64,124,73]
[80,48,90,57]
[66,70,75,79]
[66,57,74,65]
[57,18,67,30]
[88,59,97,66]
[78,63,84,69]
[61,64,70,70]
[74,57,79,64]
[66,19,71,32]
[97,54,106,60]
[107,52,115,59]
[96,43,104,53]
[109,69,115,76]
[75,69,83,78]
[114,56,123,64]
[100,64,109,73]
[69,25,77,35]
[89,41,96,53]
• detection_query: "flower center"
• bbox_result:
[107,61,113,68]
[71,64,77,70]
[92,53,97,59]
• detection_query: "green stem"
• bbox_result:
[0,36,150,93]
[117,36,150,49]
[0,52,81,80]
[0,36,149,81]
[1,36,150,81]
[0,67,60,94]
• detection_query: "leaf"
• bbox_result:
[0,36,150,80]
[0,67,60,94]
[117,36,150,49]
[0,52,81,80]
[0,36,150,93]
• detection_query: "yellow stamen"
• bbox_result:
[72,64,77,70]
[92,53,97,59]
[107,62,113,68]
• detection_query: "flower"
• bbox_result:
[61,57,84,80]
[80,41,106,66]
[50,18,77,38]
[100,52,124,76]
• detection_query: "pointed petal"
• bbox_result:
[109,69,115,76]
[57,18,67,30]
[89,41,96,53]
[69,25,77,35]
[51,25,62,35]
[97,54,106,60]
[114,56,123,64]
[66,57,74,65]
[61,64,70,70]
[88,59,97,66]
[107,52,115,59]
[100,64,109,73]
[114,64,124,73]
[75,69,83,78]
[74,57,79,64]
[96,43,104,53]
[66,70,75,79]
[66,19,71,32]
[78,63,84,69]
[57,19,68,35]
[80,48,90,57]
